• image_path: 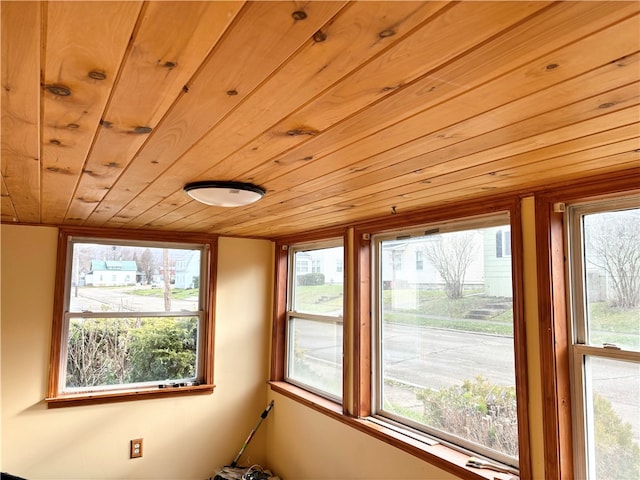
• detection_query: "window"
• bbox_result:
[296,257,310,274]
[373,213,520,467]
[566,198,640,480]
[48,228,215,406]
[286,240,344,400]
[496,229,511,258]
[270,201,528,478]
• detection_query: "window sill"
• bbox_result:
[269,381,519,480]
[46,383,214,408]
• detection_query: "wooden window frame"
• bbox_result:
[285,238,346,401]
[47,226,217,408]
[271,197,532,480]
[271,228,348,401]
[535,169,640,480]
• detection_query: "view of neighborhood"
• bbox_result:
[72,243,201,290]
[290,219,639,472]
[64,242,204,390]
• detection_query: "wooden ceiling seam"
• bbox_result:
[64,1,245,224]
[60,1,149,223]
[82,3,348,226]
[91,1,451,227]
[116,1,561,229]
[156,26,640,232]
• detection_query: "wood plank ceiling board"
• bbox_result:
[312,125,640,212]
[308,106,639,217]
[64,1,245,224]
[1,1,41,223]
[87,1,348,227]
[259,3,640,189]
[198,1,636,224]
[169,3,640,234]
[110,0,547,231]
[1,1,639,238]
[160,1,561,231]
[40,1,143,224]
[203,1,552,184]
[211,103,640,237]
[123,1,451,229]
[274,49,639,204]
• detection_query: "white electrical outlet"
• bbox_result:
[130,438,143,459]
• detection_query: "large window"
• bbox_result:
[286,241,344,400]
[373,213,519,467]
[567,198,640,480]
[48,228,215,406]
[270,201,528,478]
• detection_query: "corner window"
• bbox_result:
[567,198,640,479]
[48,228,215,406]
[286,241,344,401]
[373,213,519,467]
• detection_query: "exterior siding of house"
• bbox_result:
[85,260,138,286]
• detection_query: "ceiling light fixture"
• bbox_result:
[184,181,265,207]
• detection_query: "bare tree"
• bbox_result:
[139,248,154,285]
[422,231,478,299]
[585,210,640,308]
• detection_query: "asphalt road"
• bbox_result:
[293,319,639,443]
[70,285,199,313]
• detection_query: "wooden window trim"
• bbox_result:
[534,168,640,480]
[47,226,217,408]
[270,380,514,480]
[271,227,348,403]
[270,197,531,480]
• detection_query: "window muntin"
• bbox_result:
[286,242,344,401]
[54,235,210,396]
[567,200,640,480]
[373,213,519,466]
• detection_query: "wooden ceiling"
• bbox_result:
[2,1,639,238]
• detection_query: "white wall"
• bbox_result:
[0,226,273,479]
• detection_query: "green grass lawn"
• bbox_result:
[588,302,640,349]
[383,310,514,336]
[383,290,638,341]
[293,283,343,313]
[130,287,199,300]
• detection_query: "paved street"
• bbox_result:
[294,319,639,443]
[70,285,199,313]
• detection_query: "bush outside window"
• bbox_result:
[373,213,520,467]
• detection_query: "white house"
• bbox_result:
[85,260,138,287]
[295,247,344,285]
[174,251,201,289]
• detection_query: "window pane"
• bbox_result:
[582,209,640,351]
[585,356,640,480]
[69,242,201,314]
[287,317,342,398]
[292,246,343,315]
[379,225,518,460]
[65,316,198,390]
